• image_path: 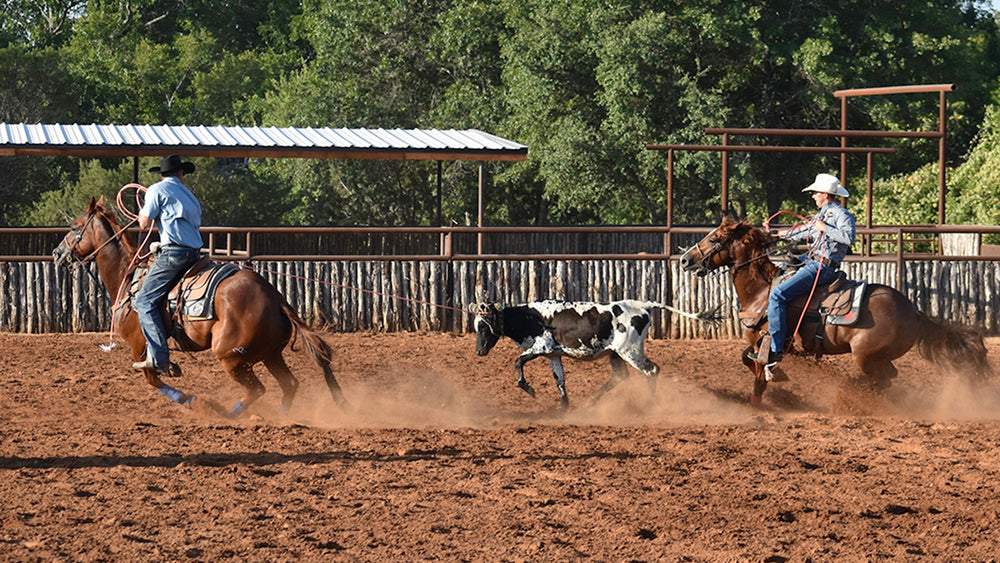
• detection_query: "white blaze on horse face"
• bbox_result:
[680,227,718,271]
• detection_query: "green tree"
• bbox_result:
[260,0,487,226]
[951,104,1000,226]
[25,156,292,226]
[5,0,1000,229]
[0,46,82,225]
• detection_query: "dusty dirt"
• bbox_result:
[3,331,1000,562]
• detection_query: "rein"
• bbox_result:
[63,190,153,351]
[730,246,781,274]
[69,216,139,271]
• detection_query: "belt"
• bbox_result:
[159,243,198,251]
[814,257,840,268]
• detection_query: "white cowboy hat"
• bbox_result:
[802,173,849,197]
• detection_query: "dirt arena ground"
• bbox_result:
[3,331,1000,562]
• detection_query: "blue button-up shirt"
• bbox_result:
[784,202,856,264]
[140,176,203,249]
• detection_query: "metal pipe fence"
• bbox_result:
[6,224,1000,263]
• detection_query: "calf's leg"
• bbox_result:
[546,356,569,409]
[619,349,660,397]
[514,352,538,398]
[592,353,630,403]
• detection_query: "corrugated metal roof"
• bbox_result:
[0,123,528,162]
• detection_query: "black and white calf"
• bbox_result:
[474,300,662,408]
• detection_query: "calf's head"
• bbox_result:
[473,303,502,356]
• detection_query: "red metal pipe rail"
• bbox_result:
[834,84,954,224]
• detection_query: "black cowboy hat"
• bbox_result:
[149,154,196,175]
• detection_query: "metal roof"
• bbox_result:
[0,123,528,162]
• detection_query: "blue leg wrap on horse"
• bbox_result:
[229,400,245,417]
[159,384,185,404]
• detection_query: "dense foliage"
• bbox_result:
[2,0,999,227]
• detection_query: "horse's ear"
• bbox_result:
[96,195,105,208]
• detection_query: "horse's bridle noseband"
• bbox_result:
[59,211,100,268]
[59,210,136,270]
[687,226,782,275]
[685,228,724,275]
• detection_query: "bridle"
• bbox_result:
[686,226,781,275]
[60,211,102,271]
[61,210,136,271]
[684,228,725,275]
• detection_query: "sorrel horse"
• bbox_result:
[51,197,347,416]
[679,216,992,407]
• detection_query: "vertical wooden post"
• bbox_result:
[666,148,674,256]
[840,96,848,183]
[865,151,873,256]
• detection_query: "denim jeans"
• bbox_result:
[767,259,839,354]
[133,245,200,367]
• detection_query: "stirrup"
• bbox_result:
[132,359,182,377]
[764,362,789,382]
[748,350,782,365]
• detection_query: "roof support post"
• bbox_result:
[436,160,443,227]
[477,162,484,255]
[665,148,674,255]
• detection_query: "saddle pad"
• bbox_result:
[825,280,868,326]
[168,262,240,320]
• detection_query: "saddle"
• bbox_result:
[168,260,241,320]
[744,269,869,358]
[130,258,240,322]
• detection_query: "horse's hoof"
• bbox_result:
[750,395,762,408]
[165,362,183,378]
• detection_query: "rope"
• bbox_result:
[239,265,717,322]
[763,209,807,231]
[768,210,827,355]
[99,183,153,351]
[93,181,718,348]
[785,257,825,354]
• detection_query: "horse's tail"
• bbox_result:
[916,311,994,382]
[281,301,348,408]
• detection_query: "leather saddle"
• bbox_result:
[167,259,240,320]
[130,257,240,322]
[744,268,869,358]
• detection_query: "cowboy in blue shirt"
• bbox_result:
[752,173,856,371]
[131,155,203,375]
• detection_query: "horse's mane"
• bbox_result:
[89,199,137,255]
[93,202,120,228]
[718,216,778,284]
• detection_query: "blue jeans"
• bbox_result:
[767,259,838,354]
[133,245,200,367]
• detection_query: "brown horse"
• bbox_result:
[51,197,347,416]
[679,216,992,407]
